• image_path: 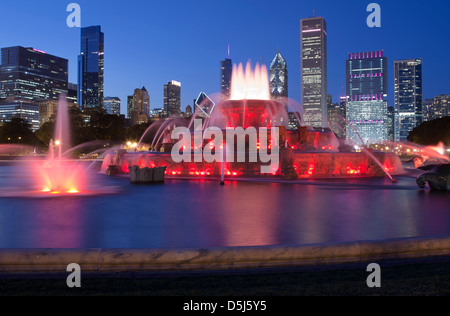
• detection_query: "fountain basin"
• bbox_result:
[102,150,403,178]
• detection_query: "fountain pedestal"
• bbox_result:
[130,166,167,184]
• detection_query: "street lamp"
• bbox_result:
[54,140,61,159]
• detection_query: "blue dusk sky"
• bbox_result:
[0,0,449,114]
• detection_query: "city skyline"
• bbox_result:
[0,0,449,116]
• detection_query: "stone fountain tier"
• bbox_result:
[102,151,403,178]
[217,99,287,129]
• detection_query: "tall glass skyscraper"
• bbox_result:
[164,81,181,117]
[394,59,423,141]
[300,17,327,128]
[78,26,104,111]
[0,46,68,103]
[220,58,232,100]
[269,51,288,112]
[345,51,388,144]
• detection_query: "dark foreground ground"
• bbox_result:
[0,257,449,297]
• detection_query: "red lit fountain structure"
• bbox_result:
[102,62,403,180]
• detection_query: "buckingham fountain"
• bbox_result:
[102,62,403,181]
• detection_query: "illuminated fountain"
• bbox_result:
[0,95,118,197]
[102,62,403,180]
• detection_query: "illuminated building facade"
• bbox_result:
[78,26,104,111]
[0,101,39,131]
[394,59,423,141]
[425,95,449,121]
[194,92,215,118]
[269,51,288,113]
[0,46,68,103]
[38,99,77,127]
[129,87,150,125]
[345,51,388,144]
[220,58,232,100]
[164,80,181,117]
[300,17,327,128]
[103,97,121,116]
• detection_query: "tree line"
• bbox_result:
[2,109,448,152]
[0,107,153,153]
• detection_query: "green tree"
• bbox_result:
[84,109,126,143]
[408,116,450,146]
[125,122,152,143]
[35,107,128,150]
[35,121,54,148]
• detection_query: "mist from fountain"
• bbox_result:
[0,144,35,156]
[386,141,449,168]
[324,116,397,181]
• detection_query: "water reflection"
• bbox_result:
[0,167,449,249]
[0,197,87,248]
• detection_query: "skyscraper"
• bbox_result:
[185,105,193,117]
[127,95,133,120]
[130,87,150,125]
[327,96,345,138]
[269,51,288,112]
[387,105,395,141]
[78,26,104,111]
[0,46,68,103]
[38,99,77,127]
[345,51,388,144]
[194,91,215,118]
[67,83,78,106]
[0,101,40,131]
[394,59,423,141]
[220,58,232,100]
[423,98,434,121]
[300,17,327,127]
[103,97,121,116]
[428,95,450,120]
[164,81,181,117]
